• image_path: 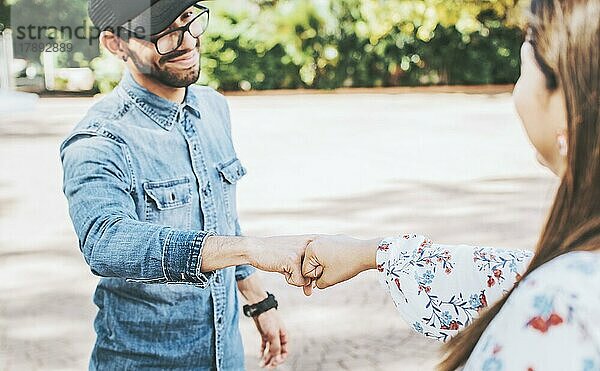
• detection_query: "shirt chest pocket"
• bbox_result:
[217,158,246,227]
[143,177,193,229]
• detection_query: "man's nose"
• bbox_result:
[180,29,200,50]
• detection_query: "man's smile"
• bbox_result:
[166,49,199,69]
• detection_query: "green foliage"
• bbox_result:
[3,0,525,92]
[199,0,525,91]
[89,47,123,93]
[3,0,98,68]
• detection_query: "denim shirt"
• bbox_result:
[60,71,255,370]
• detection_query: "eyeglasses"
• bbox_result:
[120,4,210,56]
[150,5,209,55]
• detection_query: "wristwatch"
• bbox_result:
[243,292,278,318]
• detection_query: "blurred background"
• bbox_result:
[0,0,525,94]
[0,1,558,370]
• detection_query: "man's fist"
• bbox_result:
[301,235,380,296]
[247,236,315,287]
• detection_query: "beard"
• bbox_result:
[128,41,201,88]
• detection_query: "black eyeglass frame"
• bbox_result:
[118,4,210,56]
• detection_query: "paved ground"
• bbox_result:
[0,91,556,371]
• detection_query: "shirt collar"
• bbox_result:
[119,71,202,131]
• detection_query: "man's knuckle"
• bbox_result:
[304,245,313,255]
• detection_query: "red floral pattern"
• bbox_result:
[377,242,600,370]
[376,235,533,342]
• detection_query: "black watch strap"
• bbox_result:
[243,292,278,318]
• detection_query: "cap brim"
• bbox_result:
[124,0,202,37]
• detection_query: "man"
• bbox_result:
[60,1,310,369]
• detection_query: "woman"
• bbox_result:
[301,0,600,369]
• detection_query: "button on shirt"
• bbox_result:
[60,71,255,370]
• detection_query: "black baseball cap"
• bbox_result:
[88,0,203,36]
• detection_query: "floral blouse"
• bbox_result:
[376,234,600,370]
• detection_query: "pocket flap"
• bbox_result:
[143,177,192,210]
[218,158,247,184]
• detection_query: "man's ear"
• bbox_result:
[100,31,128,61]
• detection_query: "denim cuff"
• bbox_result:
[163,229,216,287]
[235,264,256,281]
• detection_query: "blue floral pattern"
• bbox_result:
[377,235,532,341]
[377,238,600,370]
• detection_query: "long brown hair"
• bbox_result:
[439,0,600,369]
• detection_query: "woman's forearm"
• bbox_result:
[376,235,533,341]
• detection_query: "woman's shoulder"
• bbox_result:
[502,250,600,340]
[514,251,600,311]
[466,252,600,370]
[512,251,600,316]
[523,251,600,291]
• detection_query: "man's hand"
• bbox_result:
[201,235,314,287]
[301,235,380,296]
[253,310,288,369]
[247,236,314,287]
[238,275,288,369]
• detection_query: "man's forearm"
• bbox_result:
[199,234,313,287]
[199,235,256,272]
[237,274,269,304]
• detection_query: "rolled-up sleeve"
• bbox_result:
[61,133,215,287]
